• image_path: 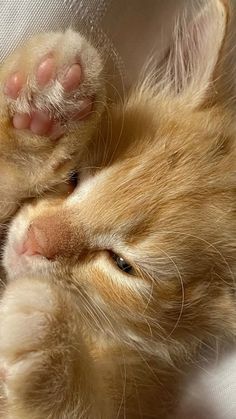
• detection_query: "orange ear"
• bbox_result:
[162,0,228,108]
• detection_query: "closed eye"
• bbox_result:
[69,171,80,189]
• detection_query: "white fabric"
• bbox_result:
[180,352,236,419]
[0,0,186,91]
[0,0,236,417]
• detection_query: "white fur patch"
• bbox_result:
[67,167,112,203]
[3,208,53,280]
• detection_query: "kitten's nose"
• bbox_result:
[20,215,72,260]
[21,222,50,258]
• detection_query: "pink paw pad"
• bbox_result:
[4,56,93,138]
[61,63,82,92]
[4,72,25,99]
[36,56,55,87]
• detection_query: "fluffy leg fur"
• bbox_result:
[0,279,109,418]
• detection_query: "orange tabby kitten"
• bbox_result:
[0,0,235,418]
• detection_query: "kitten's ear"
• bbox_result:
[163,0,228,107]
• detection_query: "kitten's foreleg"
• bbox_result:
[0,278,109,419]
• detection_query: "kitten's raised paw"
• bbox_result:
[0,30,104,207]
[2,30,103,140]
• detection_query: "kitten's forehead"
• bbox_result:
[65,100,233,260]
[66,160,153,241]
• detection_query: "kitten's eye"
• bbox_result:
[69,171,79,188]
[112,253,133,274]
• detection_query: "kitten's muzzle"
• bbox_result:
[19,213,76,260]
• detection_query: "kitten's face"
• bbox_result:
[4,0,236,352]
[4,98,236,351]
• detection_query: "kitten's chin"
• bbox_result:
[4,244,52,281]
[3,210,52,281]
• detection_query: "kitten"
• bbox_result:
[0,0,236,418]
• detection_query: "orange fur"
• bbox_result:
[0,1,236,418]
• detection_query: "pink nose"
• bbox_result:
[20,215,72,260]
[21,222,50,258]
